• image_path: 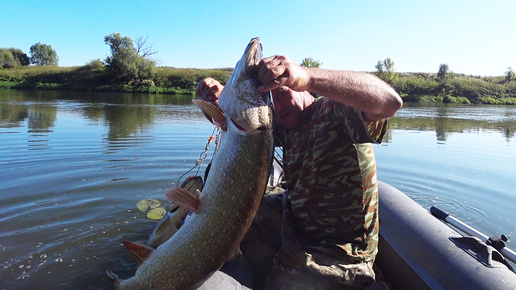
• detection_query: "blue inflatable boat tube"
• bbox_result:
[376,181,516,289]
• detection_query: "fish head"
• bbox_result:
[219,37,272,134]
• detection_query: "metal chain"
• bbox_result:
[177,127,219,186]
[195,133,215,167]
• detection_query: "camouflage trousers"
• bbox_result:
[240,193,376,290]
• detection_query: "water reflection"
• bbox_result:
[0,102,28,128]
[1,91,515,144]
[26,104,56,152]
[102,104,155,141]
[26,102,57,132]
[384,103,516,142]
[0,90,206,153]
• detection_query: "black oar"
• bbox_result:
[430,206,516,264]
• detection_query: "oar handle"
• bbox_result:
[430,206,516,264]
[430,206,450,221]
[430,206,489,240]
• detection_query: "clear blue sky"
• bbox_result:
[3,0,515,76]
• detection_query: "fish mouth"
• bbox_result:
[229,116,269,135]
[218,37,271,134]
[241,37,262,77]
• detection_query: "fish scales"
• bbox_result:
[110,37,273,289]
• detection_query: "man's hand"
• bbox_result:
[257,55,310,92]
[195,78,224,107]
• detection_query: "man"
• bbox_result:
[196,55,402,289]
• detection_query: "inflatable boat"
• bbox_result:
[376,181,516,289]
[200,181,516,289]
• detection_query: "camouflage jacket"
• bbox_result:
[275,97,387,263]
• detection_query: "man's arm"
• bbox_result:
[258,56,403,121]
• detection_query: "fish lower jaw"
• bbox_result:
[227,118,269,135]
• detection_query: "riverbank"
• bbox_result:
[1,66,516,104]
[0,66,233,95]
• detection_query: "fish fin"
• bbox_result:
[106,269,122,286]
[227,246,243,261]
[166,187,201,213]
[180,176,204,194]
[121,241,154,266]
[146,204,190,248]
[192,99,227,130]
[166,202,180,212]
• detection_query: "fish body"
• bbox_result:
[109,37,273,289]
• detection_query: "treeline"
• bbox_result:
[1,34,516,105]
[375,59,516,105]
[0,33,233,94]
[2,64,516,104]
[392,73,516,105]
[0,65,232,94]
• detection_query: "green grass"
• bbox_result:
[2,65,516,105]
[389,73,516,104]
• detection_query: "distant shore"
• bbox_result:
[1,66,515,105]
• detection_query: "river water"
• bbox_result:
[1,90,515,289]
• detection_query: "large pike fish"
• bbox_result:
[107,37,273,289]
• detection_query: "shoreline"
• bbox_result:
[1,66,516,105]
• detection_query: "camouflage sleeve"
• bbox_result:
[365,118,387,143]
[328,98,387,144]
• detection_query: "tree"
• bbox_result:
[300,57,322,68]
[0,49,15,68]
[135,36,158,58]
[438,64,449,82]
[375,60,384,74]
[383,58,395,74]
[83,59,104,70]
[505,67,515,83]
[11,48,30,66]
[29,42,58,66]
[104,33,156,83]
[375,58,397,84]
[0,48,30,68]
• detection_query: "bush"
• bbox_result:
[35,82,60,90]
[0,81,19,89]
[153,67,232,90]
[393,77,440,96]
[83,59,104,70]
[130,79,156,93]
[442,95,470,104]
[1,48,30,68]
[478,96,516,105]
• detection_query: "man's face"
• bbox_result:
[271,87,305,129]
